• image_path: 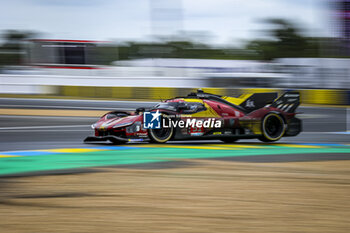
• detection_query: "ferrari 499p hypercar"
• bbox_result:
[84,90,301,144]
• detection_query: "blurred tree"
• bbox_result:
[245,19,320,60]
[87,20,328,64]
[109,40,252,62]
[94,46,119,65]
[0,30,36,68]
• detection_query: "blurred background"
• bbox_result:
[1,2,350,232]
[0,0,349,101]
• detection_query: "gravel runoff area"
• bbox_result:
[1,159,349,233]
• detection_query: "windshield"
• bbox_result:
[153,102,206,113]
[153,102,178,111]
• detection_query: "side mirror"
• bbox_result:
[135,107,145,114]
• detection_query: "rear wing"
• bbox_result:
[239,92,278,113]
[270,92,300,113]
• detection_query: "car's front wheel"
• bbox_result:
[259,113,285,142]
[148,114,174,143]
[148,126,174,143]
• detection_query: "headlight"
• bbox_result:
[126,122,142,133]
[91,124,96,129]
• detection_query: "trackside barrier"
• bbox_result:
[299,89,346,105]
[57,86,349,105]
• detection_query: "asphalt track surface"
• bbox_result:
[0,98,349,176]
[0,98,348,149]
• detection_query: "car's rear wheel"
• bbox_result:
[259,113,285,142]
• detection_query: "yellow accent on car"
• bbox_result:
[222,93,253,105]
[181,98,203,103]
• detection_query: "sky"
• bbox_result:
[0,0,334,46]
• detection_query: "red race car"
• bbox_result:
[84,90,301,144]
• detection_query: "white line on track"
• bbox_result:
[0,129,90,132]
[0,97,156,104]
[0,115,98,119]
[329,131,350,135]
[0,125,90,130]
[300,132,350,135]
[297,114,333,119]
[0,104,133,110]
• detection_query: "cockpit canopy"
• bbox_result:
[153,101,206,114]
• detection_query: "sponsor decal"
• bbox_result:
[190,132,204,136]
[136,132,148,138]
[189,125,203,135]
[284,94,299,98]
[128,139,144,142]
[136,132,148,136]
[245,100,255,108]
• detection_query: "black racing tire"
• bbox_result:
[259,113,286,142]
[148,115,174,143]
[148,127,174,143]
[220,138,238,143]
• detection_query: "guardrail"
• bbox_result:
[1,74,348,105]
